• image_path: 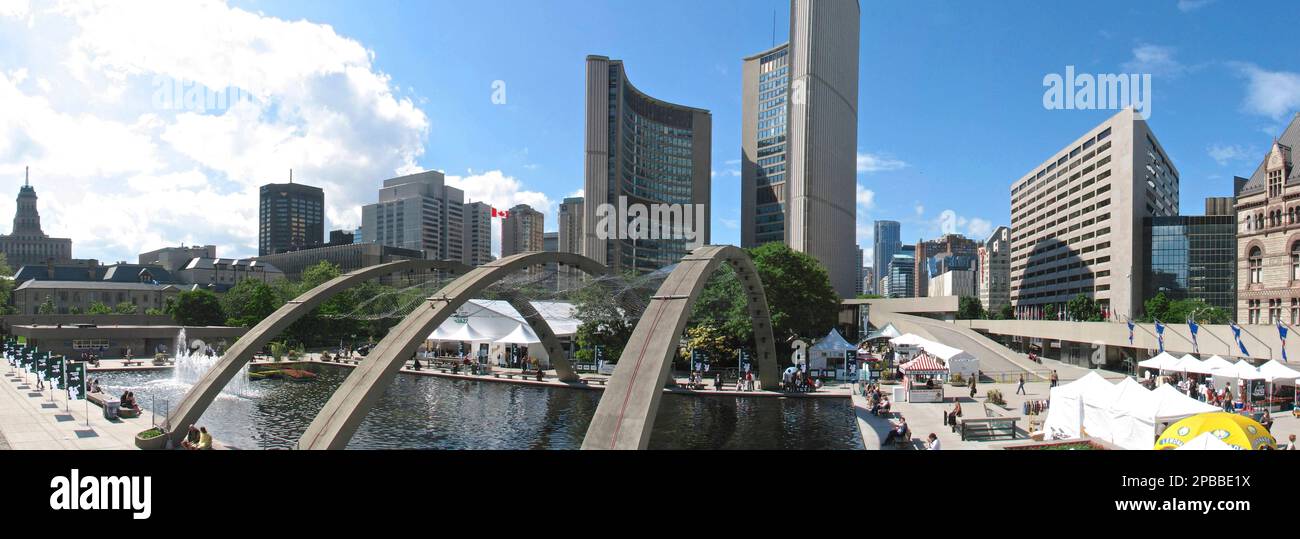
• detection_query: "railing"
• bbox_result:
[979,369,1053,384]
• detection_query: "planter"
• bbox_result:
[134,428,169,450]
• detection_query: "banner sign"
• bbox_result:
[65,362,86,400]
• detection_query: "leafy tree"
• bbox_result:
[0,254,15,314]
[113,301,138,315]
[997,303,1014,321]
[86,302,113,315]
[37,295,55,315]
[165,289,225,326]
[571,269,648,362]
[221,278,282,327]
[957,296,985,320]
[1066,294,1102,322]
[1141,292,1230,324]
[68,306,82,315]
[144,307,164,316]
[678,322,734,368]
[855,294,884,299]
[1042,304,1058,321]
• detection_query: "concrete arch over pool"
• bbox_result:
[164,258,588,446]
[298,251,611,450]
[580,245,778,450]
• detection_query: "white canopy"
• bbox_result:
[431,322,488,343]
[810,328,855,352]
[1175,432,1238,451]
[494,323,541,345]
[889,333,930,347]
[864,323,903,341]
[1202,355,1236,371]
[1173,354,1204,373]
[920,341,978,378]
[1138,352,1180,371]
[1258,360,1300,384]
[1149,384,1220,422]
[1043,372,1116,440]
[1228,361,1267,381]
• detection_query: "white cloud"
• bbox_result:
[914,204,925,216]
[936,210,993,239]
[1207,144,1255,166]
[0,0,429,260]
[1234,63,1300,120]
[1177,0,1215,12]
[1122,44,1185,77]
[856,151,906,174]
[856,184,875,209]
[967,218,993,239]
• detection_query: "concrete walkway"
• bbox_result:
[0,364,157,450]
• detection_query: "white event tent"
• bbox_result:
[1045,373,1218,449]
[424,299,579,367]
[809,328,855,370]
[886,333,977,376]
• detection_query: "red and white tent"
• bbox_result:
[899,353,948,374]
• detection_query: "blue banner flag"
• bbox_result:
[1127,320,1135,345]
[1280,321,1289,362]
[1154,319,1165,353]
[1188,319,1199,354]
[1231,323,1249,356]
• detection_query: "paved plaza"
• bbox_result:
[0,364,158,450]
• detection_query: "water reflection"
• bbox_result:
[97,364,861,450]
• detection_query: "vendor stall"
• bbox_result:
[898,353,948,403]
[808,328,855,373]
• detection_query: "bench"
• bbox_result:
[586,378,607,386]
[121,360,142,367]
[958,417,1021,441]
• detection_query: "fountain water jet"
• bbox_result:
[172,328,251,396]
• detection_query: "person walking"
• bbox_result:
[969,375,977,399]
[1049,370,1059,388]
[1016,374,1026,395]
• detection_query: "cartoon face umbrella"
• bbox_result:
[1154,412,1276,450]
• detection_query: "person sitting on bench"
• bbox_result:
[871,396,890,416]
[882,417,908,447]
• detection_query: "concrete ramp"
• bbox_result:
[870,311,1039,378]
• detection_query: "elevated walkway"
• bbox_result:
[868,311,1043,379]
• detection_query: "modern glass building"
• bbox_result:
[886,253,916,299]
[583,55,711,275]
[259,181,323,256]
[742,43,790,247]
[1143,215,1236,314]
[872,220,901,289]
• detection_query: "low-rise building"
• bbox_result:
[13,280,182,315]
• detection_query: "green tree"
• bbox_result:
[144,307,164,316]
[1042,303,1058,321]
[0,253,15,315]
[1066,294,1102,322]
[37,294,56,315]
[113,301,138,315]
[957,296,985,320]
[688,242,839,358]
[87,301,113,315]
[678,322,734,367]
[221,278,282,327]
[165,289,225,326]
[68,306,82,315]
[997,303,1014,321]
[1142,293,1231,324]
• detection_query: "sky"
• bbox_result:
[0,0,1298,266]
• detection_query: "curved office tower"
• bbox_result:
[743,0,860,298]
[583,55,711,275]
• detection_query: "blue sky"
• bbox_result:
[2,0,1299,263]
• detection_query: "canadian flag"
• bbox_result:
[491,207,510,219]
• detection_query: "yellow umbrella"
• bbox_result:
[1155,412,1276,450]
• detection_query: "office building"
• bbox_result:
[855,246,864,296]
[914,234,978,297]
[1,169,72,270]
[1144,210,1235,316]
[584,55,711,275]
[1010,108,1178,320]
[1235,113,1300,324]
[328,230,355,246]
[501,203,544,257]
[557,197,584,289]
[929,268,975,298]
[872,220,901,288]
[361,170,464,262]
[978,226,1011,314]
[463,201,493,267]
[139,245,217,272]
[742,0,861,298]
[862,266,875,295]
[259,181,324,256]
[886,253,915,299]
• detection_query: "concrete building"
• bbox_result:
[462,201,493,267]
[259,181,324,256]
[253,242,426,280]
[583,55,711,275]
[557,197,584,289]
[1235,113,1300,324]
[361,170,465,262]
[741,0,860,298]
[1010,108,1178,320]
[862,266,875,295]
[0,169,72,270]
[872,220,900,289]
[914,234,978,298]
[12,324,246,358]
[501,203,544,257]
[929,269,975,298]
[174,258,285,290]
[328,230,355,246]
[854,246,865,296]
[139,245,216,272]
[978,226,1011,315]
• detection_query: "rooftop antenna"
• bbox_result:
[289,169,293,184]
[771,9,776,47]
[25,165,29,187]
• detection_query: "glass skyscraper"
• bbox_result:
[1143,215,1236,314]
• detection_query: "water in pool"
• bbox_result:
[96,364,863,450]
